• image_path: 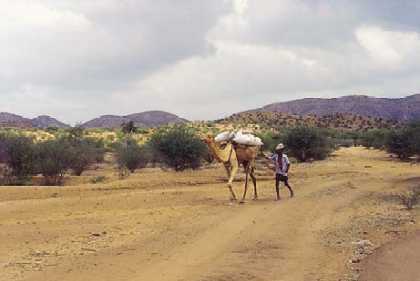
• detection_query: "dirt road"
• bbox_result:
[1,147,419,281]
[360,230,420,281]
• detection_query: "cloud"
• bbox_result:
[356,25,420,67]
[1,0,420,124]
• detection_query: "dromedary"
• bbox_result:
[203,135,260,203]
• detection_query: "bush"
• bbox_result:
[385,121,420,160]
[283,126,333,162]
[67,138,105,176]
[35,139,73,185]
[386,129,413,159]
[257,131,286,152]
[115,138,149,173]
[398,187,420,210]
[407,122,420,155]
[121,121,136,134]
[360,129,391,149]
[62,128,106,176]
[67,126,85,139]
[0,135,36,185]
[148,125,207,171]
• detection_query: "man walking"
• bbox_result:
[267,143,294,200]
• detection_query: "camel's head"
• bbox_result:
[200,133,214,145]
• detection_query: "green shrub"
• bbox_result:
[0,136,7,164]
[398,186,420,210]
[35,139,73,185]
[257,131,286,152]
[407,121,420,154]
[147,125,207,171]
[386,127,417,160]
[67,126,85,139]
[283,126,333,162]
[115,138,149,173]
[121,121,136,134]
[67,138,105,176]
[360,129,391,149]
[0,135,36,185]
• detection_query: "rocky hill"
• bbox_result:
[219,112,400,131]
[31,115,70,129]
[251,94,420,121]
[81,111,187,129]
[0,112,33,128]
[0,113,70,129]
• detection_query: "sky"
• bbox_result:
[1,0,420,124]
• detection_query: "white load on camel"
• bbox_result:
[215,130,264,146]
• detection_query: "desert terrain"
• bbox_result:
[1,147,419,281]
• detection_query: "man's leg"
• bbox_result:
[275,174,281,200]
[284,178,294,198]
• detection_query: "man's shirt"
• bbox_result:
[270,153,290,176]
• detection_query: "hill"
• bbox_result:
[0,112,33,128]
[218,111,400,131]
[0,113,70,129]
[31,115,70,129]
[81,111,187,129]
[251,94,420,121]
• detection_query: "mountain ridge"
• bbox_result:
[218,111,400,132]
[249,94,420,121]
[80,110,187,129]
[0,113,70,129]
[1,94,419,129]
[31,115,70,129]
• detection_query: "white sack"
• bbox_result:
[215,131,235,142]
[232,131,263,146]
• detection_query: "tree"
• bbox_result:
[122,121,136,134]
[67,138,105,176]
[257,131,285,152]
[35,139,73,185]
[0,135,36,185]
[407,121,420,155]
[148,125,207,171]
[115,137,149,173]
[360,129,391,149]
[67,125,85,139]
[62,126,106,176]
[284,126,333,162]
[385,121,420,160]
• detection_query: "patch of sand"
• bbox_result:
[0,147,419,281]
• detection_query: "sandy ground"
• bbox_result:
[360,230,420,281]
[1,147,419,281]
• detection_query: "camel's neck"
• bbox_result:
[207,141,233,163]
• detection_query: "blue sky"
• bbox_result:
[1,0,420,124]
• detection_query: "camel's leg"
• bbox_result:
[227,162,238,201]
[250,166,258,200]
[224,164,231,177]
[240,163,250,203]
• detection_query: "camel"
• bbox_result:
[203,135,260,203]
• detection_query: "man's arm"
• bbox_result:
[284,155,291,173]
[286,163,291,173]
[263,152,275,160]
[263,153,276,171]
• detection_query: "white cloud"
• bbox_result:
[1,0,420,124]
[1,2,91,29]
[356,25,420,66]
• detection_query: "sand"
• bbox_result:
[1,147,419,281]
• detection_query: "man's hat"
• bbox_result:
[276,143,285,150]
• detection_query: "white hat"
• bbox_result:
[276,143,285,150]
